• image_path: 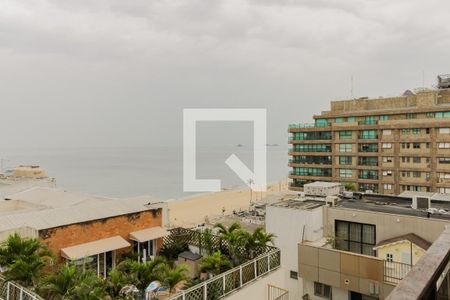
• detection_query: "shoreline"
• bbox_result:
[167,180,289,228]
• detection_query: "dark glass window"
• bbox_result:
[335,220,376,256]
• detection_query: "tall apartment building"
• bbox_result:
[288,86,450,195]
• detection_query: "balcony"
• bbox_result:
[168,248,281,300]
[298,243,405,299]
[359,134,379,140]
[289,122,330,129]
[289,157,332,165]
[358,159,379,167]
[359,120,379,126]
[359,174,379,180]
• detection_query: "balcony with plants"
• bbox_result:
[0,225,280,300]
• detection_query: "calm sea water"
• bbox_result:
[0,146,289,199]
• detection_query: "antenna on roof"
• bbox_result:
[350,75,354,99]
[422,70,425,89]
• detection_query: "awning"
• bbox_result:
[61,236,130,260]
[129,226,169,243]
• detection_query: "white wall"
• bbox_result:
[225,268,285,300]
[266,205,324,300]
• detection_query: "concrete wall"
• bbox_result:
[376,241,427,265]
[0,226,38,242]
[324,206,450,244]
[298,244,388,299]
[225,268,285,300]
[39,208,163,257]
[266,205,323,300]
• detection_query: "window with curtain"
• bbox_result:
[335,220,376,256]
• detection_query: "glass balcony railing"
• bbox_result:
[359,175,379,180]
[359,135,378,140]
[359,120,378,125]
[289,122,330,129]
[358,161,379,166]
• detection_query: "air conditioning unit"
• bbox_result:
[412,196,431,210]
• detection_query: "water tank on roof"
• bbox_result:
[412,196,431,210]
[438,74,450,89]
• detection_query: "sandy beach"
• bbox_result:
[167,180,288,228]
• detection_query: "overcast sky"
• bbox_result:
[1,0,449,148]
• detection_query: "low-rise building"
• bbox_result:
[265,191,450,299]
[0,187,168,277]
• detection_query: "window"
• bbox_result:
[339,156,352,165]
[335,117,345,123]
[382,143,392,149]
[440,128,450,134]
[439,157,450,164]
[294,144,332,152]
[360,130,377,139]
[386,253,393,262]
[290,271,298,280]
[292,167,332,177]
[439,143,450,149]
[406,113,415,119]
[315,119,329,127]
[339,144,353,152]
[439,187,450,194]
[412,128,421,135]
[435,111,450,118]
[402,157,410,163]
[401,143,410,149]
[314,282,331,299]
[339,131,353,139]
[439,173,450,179]
[335,220,376,256]
[413,143,420,149]
[339,169,353,178]
[413,157,421,163]
[359,144,378,152]
[383,157,393,163]
[384,184,393,190]
[363,116,377,125]
[383,170,393,177]
[380,115,389,121]
[347,117,356,122]
[413,171,421,178]
[382,129,392,135]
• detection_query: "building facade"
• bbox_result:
[289,88,450,194]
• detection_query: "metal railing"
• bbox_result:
[384,260,412,284]
[168,248,281,300]
[0,276,43,300]
[289,123,330,129]
[268,284,288,300]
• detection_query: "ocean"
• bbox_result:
[0,146,289,199]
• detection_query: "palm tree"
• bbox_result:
[0,233,53,287]
[214,223,246,265]
[161,264,188,294]
[251,228,276,257]
[116,257,167,290]
[104,268,128,299]
[63,269,107,300]
[199,251,232,276]
[39,264,78,299]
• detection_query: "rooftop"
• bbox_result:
[0,187,165,232]
[269,193,450,220]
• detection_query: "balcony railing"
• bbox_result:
[289,123,330,129]
[359,175,379,180]
[358,161,379,166]
[359,135,379,139]
[359,120,378,125]
[384,261,412,284]
[268,284,289,300]
[168,248,281,300]
[0,275,43,300]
